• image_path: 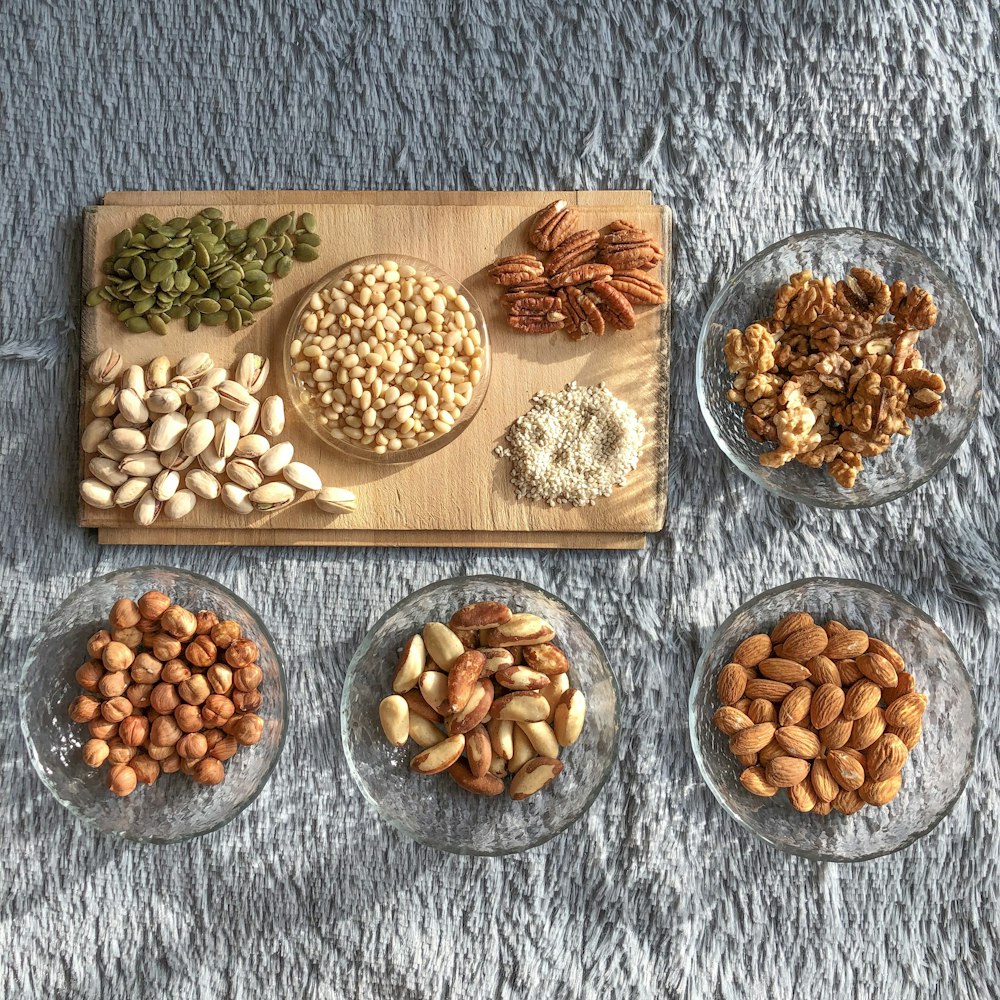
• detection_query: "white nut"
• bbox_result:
[282,461,322,492]
[80,479,115,509]
[107,428,147,454]
[151,469,180,502]
[234,434,270,459]
[185,469,221,500]
[181,418,215,458]
[113,477,150,508]
[248,481,296,511]
[159,443,195,472]
[89,456,128,488]
[379,695,409,747]
[164,489,197,520]
[185,387,220,413]
[88,348,123,384]
[214,419,240,460]
[315,487,357,514]
[134,490,162,526]
[553,689,586,746]
[116,387,149,425]
[258,441,294,477]
[221,482,253,513]
[422,622,465,672]
[217,380,252,412]
[145,387,183,414]
[81,418,113,454]
[260,396,285,436]
[147,412,188,452]
[120,365,146,397]
[225,458,264,491]
[235,353,270,394]
[144,356,171,389]
[118,452,163,478]
[176,352,214,382]
[91,384,118,417]
[200,367,228,390]
[198,443,227,475]
[236,396,261,437]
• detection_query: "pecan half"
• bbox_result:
[509,295,561,316]
[589,280,636,330]
[558,286,605,340]
[549,262,613,288]
[606,270,668,305]
[503,277,551,302]
[527,200,580,251]
[506,293,565,335]
[488,254,545,287]
[544,230,599,276]
[596,227,664,271]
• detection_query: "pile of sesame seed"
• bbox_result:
[496,382,645,506]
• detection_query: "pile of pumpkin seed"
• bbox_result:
[85,209,321,334]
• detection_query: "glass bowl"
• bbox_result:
[341,575,619,855]
[19,566,288,844]
[689,576,976,862]
[283,254,491,465]
[697,228,982,507]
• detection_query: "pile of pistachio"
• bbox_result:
[85,209,320,334]
[80,348,356,525]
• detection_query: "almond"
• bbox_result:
[823,629,870,660]
[788,778,818,813]
[809,758,839,802]
[487,718,514,760]
[491,690,549,723]
[714,706,753,736]
[495,664,550,690]
[775,626,828,663]
[378,695,409,747]
[417,670,450,715]
[446,678,495,735]
[509,756,563,800]
[806,654,842,687]
[553,688,586,746]
[884,692,928,729]
[745,679,792,702]
[885,670,916,704]
[774,726,821,759]
[818,716,854,750]
[813,799,833,816]
[866,637,905,672]
[765,756,811,788]
[778,686,812,727]
[465,724,492,778]
[717,662,748,704]
[522,643,570,675]
[422,622,466,671]
[410,733,465,774]
[886,721,923,750]
[735,752,758,767]
[824,619,849,637]
[759,658,811,683]
[392,634,425,693]
[446,650,486,714]
[843,679,882,721]
[732,633,772,667]
[770,611,815,645]
[826,748,866,790]
[758,739,785,765]
[479,647,515,676]
[865,733,909,781]
[846,706,885,750]
[857,652,897,688]
[518,720,560,757]
[486,613,556,647]
[859,773,902,807]
[739,766,777,797]
[832,787,865,815]
[449,601,513,630]
[837,659,863,685]
[810,683,846,729]
[729,722,776,756]
[748,699,778,725]
[402,689,441,723]
[448,760,505,796]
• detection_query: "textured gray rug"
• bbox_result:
[1,2,998,998]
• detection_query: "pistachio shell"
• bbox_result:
[134,490,162,526]
[118,452,163,478]
[234,434,270,458]
[120,365,146,397]
[89,348,123,384]
[168,376,194,397]
[91,384,119,417]
[214,419,240,460]
[185,387,220,413]
[176,352,214,381]
[235,353,270,394]
[117,387,149,424]
[145,387,183,414]
[315,487,357,513]
[235,396,260,436]
[225,458,264,491]
[148,412,188,452]
[114,477,151,508]
[282,461,322,492]
[221,483,253,513]
[181,418,215,457]
[89,456,128,488]
[164,489,197,520]
[258,441,294,477]
[260,396,285,436]
[108,428,147,454]
[200,367,228,390]
[248,481,295,511]
[80,479,116,509]
[152,469,180,502]
[145,356,171,389]
[198,444,227,475]
[159,443,195,472]
[97,440,127,461]
[185,469,221,500]
[217,380,252,412]
[81,417,113,453]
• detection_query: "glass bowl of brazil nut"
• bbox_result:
[689,576,976,862]
[697,228,982,507]
[341,575,619,855]
[284,255,491,464]
[19,566,288,844]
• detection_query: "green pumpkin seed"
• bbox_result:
[85,287,104,307]
[299,212,317,234]
[173,270,191,292]
[129,257,146,281]
[195,297,221,314]
[148,314,168,336]
[227,309,243,332]
[262,253,280,274]
[125,316,150,333]
[113,229,132,253]
[191,265,209,287]
[118,307,136,320]
[167,303,189,319]
[249,296,274,312]
[246,218,268,242]
[239,308,254,324]
[218,297,235,311]
[293,244,319,262]
[245,280,270,296]
[133,296,155,314]
[295,232,321,247]
[139,214,161,229]
[148,259,173,283]
[201,207,222,219]
[146,233,169,249]
[216,269,243,289]
[203,311,229,327]
[275,255,293,277]
[187,310,202,331]
[225,229,247,247]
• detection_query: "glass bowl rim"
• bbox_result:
[340,572,621,856]
[688,574,978,863]
[282,252,492,466]
[695,225,984,509]
[18,564,289,845]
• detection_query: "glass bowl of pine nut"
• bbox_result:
[284,255,491,464]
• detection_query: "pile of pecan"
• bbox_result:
[487,201,667,340]
[724,267,947,488]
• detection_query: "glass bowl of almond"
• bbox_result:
[689,576,976,862]
[697,228,983,507]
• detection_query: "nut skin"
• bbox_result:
[210,735,239,761]
[150,634,182,662]
[135,617,160,635]
[130,652,163,684]
[232,689,262,713]
[224,713,264,745]
[86,630,112,659]
[98,671,129,699]
[174,703,204,733]
[146,743,174,762]
[100,696,133,723]
[107,763,138,797]
[233,664,263,692]
[111,626,143,649]
[194,610,220,635]
[207,664,233,695]
[185,635,218,668]
[160,753,182,774]
[176,732,208,761]
[150,716,183,748]
[126,682,153,709]
[149,682,181,715]
[210,620,241,650]
[161,659,192,685]
[106,737,136,765]
[160,605,198,639]
[102,641,135,673]
[88,718,118,740]
[193,758,225,786]
[109,598,141,630]
[130,754,160,786]
[178,674,211,706]
[137,590,172,621]
[119,715,149,748]
[202,694,235,728]
[225,639,259,669]
[82,738,110,768]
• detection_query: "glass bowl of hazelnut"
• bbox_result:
[19,566,287,843]
[697,228,983,507]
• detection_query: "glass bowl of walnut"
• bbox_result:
[19,566,288,843]
[697,228,982,507]
[689,576,976,862]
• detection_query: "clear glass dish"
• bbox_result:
[689,576,977,862]
[341,575,620,855]
[283,254,491,465]
[19,566,288,844]
[696,228,982,507]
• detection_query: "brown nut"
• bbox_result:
[210,735,239,761]
[119,715,149,748]
[485,614,556,647]
[178,674,211,706]
[232,689,262,713]
[86,629,112,659]
[110,626,143,650]
[193,758,225,785]
[234,664,263,692]
[161,659,192,685]
[150,715,183,747]
[126,682,153,708]
[109,598,142,630]
[210,620,242,649]
[448,601,513,631]
[225,638,259,669]
[224,713,264,745]
[207,664,234,694]
[521,643,570,675]
[202,694,235,728]
[150,634,183,661]
[185,635,218,668]
[174,703,204,733]
[131,754,160,785]
[446,650,486,714]
[107,763,138,797]
[97,671,129,699]
[100,696,133,723]
[137,590,172,621]
[88,718,118,740]
[82,738,110,768]
[176,732,208,761]
[130,652,163,684]
[160,752,182,774]
[102,641,135,673]
[194,610,220,635]
[150,682,181,714]
[106,737,136,765]
[146,742,174,762]
[135,616,160,635]
[160,605,197,639]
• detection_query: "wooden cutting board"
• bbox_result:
[81,190,670,549]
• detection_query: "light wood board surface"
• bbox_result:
[81,191,669,549]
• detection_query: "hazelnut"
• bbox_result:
[176,732,208,760]
[207,664,233,695]
[160,753,182,774]
[135,616,160,635]
[109,598,141,630]
[86,629,112,659]
[75,660,104,692]
[225,639,259,669]
[107,763,138,797]
[131,753,160,786]
[102,641,135,673]
[195,610,220,635]
[149,682,181,715]
[210,735,239,761]
[160,605,198,639]
[68,694,101,724]
[130,652,163,684]
[150,634,183,661]
[174,703,203,733]
[88,718,118,740]
[193,758,225,786]
[203,728,224,750]
[111,626,143,649]
[178,674,210,706]
[146,743,174,762]
[119,715,149,747]
[234,664,263,692]
[98,671,129,699]
[161,659,192,685]
[101,696,133,723]
[179,758,198,777]
[211,620,241,650]
[224,713,264,746]
[202,694,235,728]
[82,738,110,768]
[150,715,182,748]
[126,682,153,708]
[137,590,171,621]
[185,635,217,668]
[232,689,262,713]
[106,737,136,765]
